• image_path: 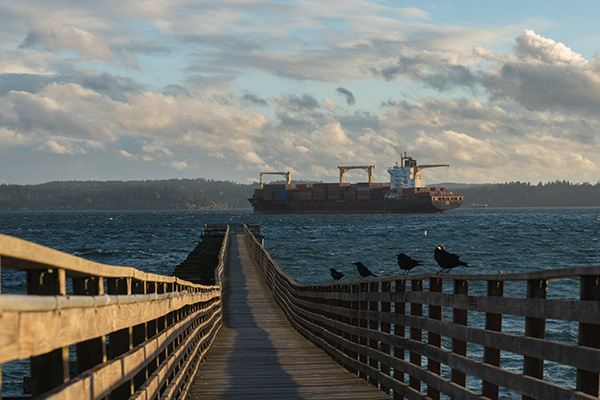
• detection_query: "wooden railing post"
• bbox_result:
[73,276,107,374]
[0,255,2,394]
[27,268,69,397]
[409,279,423,392]
[393,279,406,400]
[577,275,600,396]
[523,279,547,400]
[132,279,148,390]
[428,278,443,400]
[482,280,504,400]
[381,281,391,395]
[108,277,134,399]
[452,279,468,388]
[349,283,360,375]
[368,281,379,387]
[359,282,369,380]
[344,285,358,374]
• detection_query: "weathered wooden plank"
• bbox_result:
[38,305,220,400]
[0,233,207,288]
[0,292,219,364]
[300,289,600,324]
[190,234,389,400]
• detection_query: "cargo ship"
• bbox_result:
[248,154,463,214]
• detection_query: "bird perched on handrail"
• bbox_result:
[354,261,377,278]
[329,268,345,281]
[434,245,469,273]
[396,253,422,274]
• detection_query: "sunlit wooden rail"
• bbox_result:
[244,225,600,400]
[0,229,229,399]
[3,224,600,400]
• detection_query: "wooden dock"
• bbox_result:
[2,224,600,400]
[188,234,388,399]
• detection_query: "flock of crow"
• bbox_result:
[329,245,469,281]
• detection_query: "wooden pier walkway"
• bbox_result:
[188,234,388,399]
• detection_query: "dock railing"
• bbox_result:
[0,228,229,399]
[244,225,600,399]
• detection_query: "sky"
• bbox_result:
[1,1,600,185]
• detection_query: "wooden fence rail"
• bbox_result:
[0,229,229,400]
[244,225,600,400]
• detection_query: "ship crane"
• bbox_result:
[259,172,291,189]
[338,165,374,184]
[413,164,449,180]
[399,153,448,182]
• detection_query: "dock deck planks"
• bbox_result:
[189,234,389,400]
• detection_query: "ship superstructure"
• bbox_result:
[249,155,462,214]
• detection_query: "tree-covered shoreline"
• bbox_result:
[1,179,600,211]
[0,179,257,211]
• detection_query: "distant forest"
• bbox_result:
[0,179,256,210]
[455,180,600,207]
[1,179,600,210]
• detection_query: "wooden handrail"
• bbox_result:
[0,227,229,399]
[244,225,600,400]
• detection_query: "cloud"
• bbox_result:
[4,83,118,141]
[119,149,136,159]
[335,87,356,105]
[20,19,115,61]
[1,2,600,185]
[241,92,268,106]
[142,143,173,157]
[241,151,265,164]
[169,160,189,170]
[515,29,585,64]
[481,30,600,115]
[35,139,88,155]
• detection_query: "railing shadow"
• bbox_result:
[243,225,600,400]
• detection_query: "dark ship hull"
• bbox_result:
[249,183,463,214]
[249,197,462,214]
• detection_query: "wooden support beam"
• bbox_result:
[409,279,423,392]
[368,281,379,387]
[577,275,600,396]
[523,279,547,400]
[27,268,69,397]
[393,279,406,400]
[358,282,369,380]
[380,281,391,395]
[74,277,107,374]
[428,278,443,400]
[452,279,469,387]
[482,280,504,400]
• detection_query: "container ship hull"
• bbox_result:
[249,183,463,214]
[249,196,462,214]
[250,155,463,214]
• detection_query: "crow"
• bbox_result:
[397,253,422,274]
[329,268,345,281]
[354,261,377,278]
[434,245,469,273]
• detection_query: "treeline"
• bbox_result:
[0,179,256,210]
[454,181,600,207]
[1,179,599,211]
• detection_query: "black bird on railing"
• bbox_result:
[354,261,377,278]
[434,245,469,273]
[397,253,422,274]
[329,268,345,281]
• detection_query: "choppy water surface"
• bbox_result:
[2,208,599,397]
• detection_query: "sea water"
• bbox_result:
[2,208,600,397]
